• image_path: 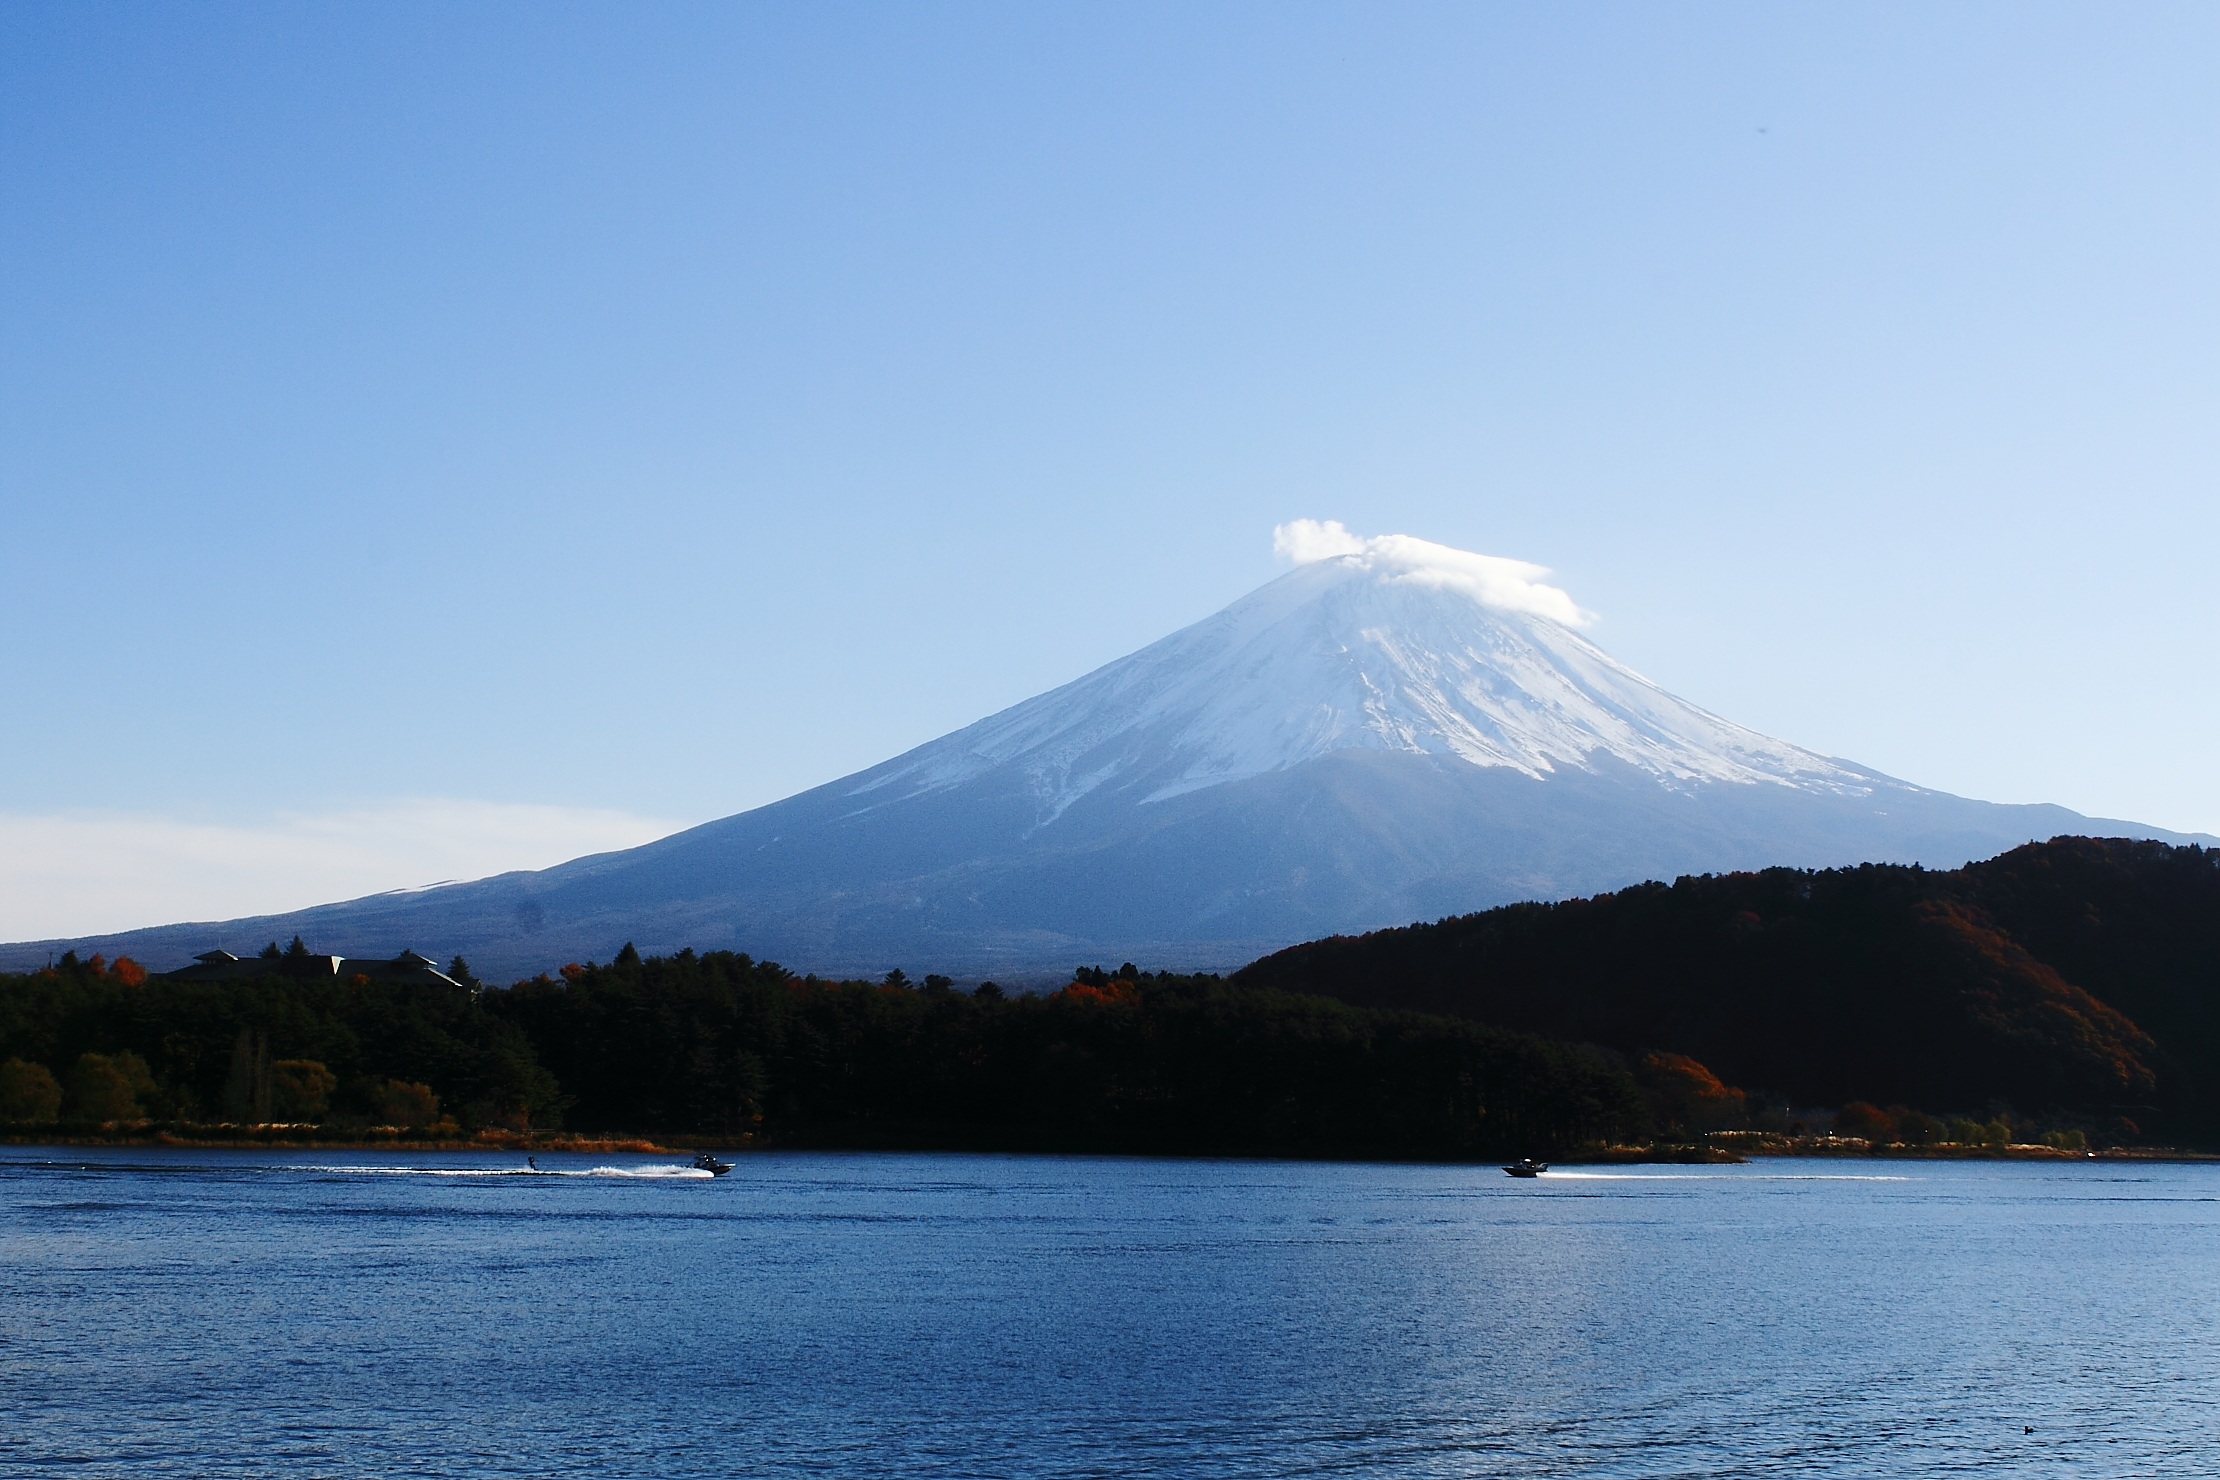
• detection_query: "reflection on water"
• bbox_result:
[4,1149,2217,1477]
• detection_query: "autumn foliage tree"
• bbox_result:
[63,1052,157,1122]
[0,1058,61,1123]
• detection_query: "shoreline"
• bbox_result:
[4,1126,2214,1162]
[0,1126,686,1154]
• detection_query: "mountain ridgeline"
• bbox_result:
[1238,837,2220,1143]
[5,534,2204,980]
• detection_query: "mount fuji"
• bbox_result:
[11,523,2203,980]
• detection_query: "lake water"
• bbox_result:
[3,1149,2217,1477]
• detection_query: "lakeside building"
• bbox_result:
[162,948,464,989]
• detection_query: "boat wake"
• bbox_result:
[1538,1171,1913,1182]
[286,1163,715,1180]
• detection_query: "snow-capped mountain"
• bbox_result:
[7,524,2203,980]
[865,523,1867,817]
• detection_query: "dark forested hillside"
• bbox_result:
[1236,837,2220,1140]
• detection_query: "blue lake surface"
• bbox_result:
[3,1148,2217,1476]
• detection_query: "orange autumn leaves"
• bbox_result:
[39,953,146,987]
[1056,976,1138,1006]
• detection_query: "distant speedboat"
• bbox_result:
[1503,1158,1548,1178]
[692,1152,733,1177]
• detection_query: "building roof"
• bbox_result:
[159,949,463,989]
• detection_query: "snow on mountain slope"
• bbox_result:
[857,521,1868,821]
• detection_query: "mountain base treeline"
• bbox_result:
[0,952,1647,1157]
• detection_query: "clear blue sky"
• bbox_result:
[4,4,2218,929]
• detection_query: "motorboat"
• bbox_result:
[1502,1158,1548,1178]
[692,1151,734,1176]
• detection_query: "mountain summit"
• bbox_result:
[9,525,2201,979]
[866,521,1866,817]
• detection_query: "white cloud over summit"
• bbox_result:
[1271,520,1594,627]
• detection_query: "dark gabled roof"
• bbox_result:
[158,950,458,987]
[335,951,464,989]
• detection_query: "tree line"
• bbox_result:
[485,951,1645,1156]
[0,947,1651,1156]
[0,950,554,1132]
